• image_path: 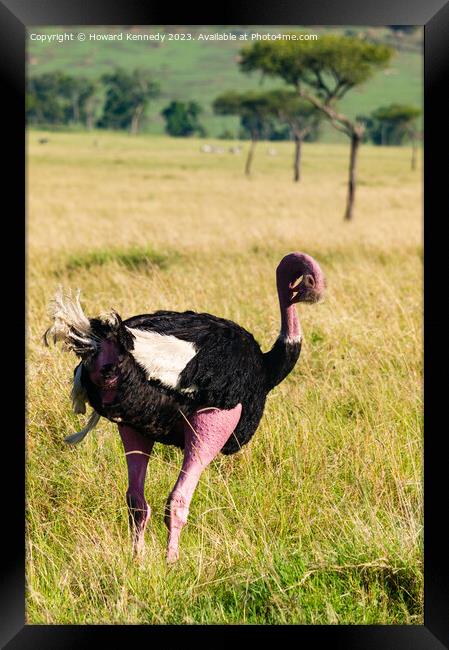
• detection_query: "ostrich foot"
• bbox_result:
[127,491,151,558]
[165,493,188,563]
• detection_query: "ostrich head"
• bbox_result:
[276,252,325,305]
[84,312,135,391]
[44,289,135,396]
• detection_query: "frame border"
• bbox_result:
[2,0,448,646]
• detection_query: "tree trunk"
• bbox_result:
[72,93,80,123]
[130,104,144,135]
[411,136,417,170]
[245,136,257,176]
[344,131,361,221]
[293,134,302,182]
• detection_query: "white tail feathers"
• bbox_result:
[64,410,101,445]
[45,287,98,355]
[44,289,103,445]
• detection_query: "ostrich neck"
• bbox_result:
[278,292,301,341]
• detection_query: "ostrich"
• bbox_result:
[44,252,325,562]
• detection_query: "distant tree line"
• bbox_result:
[27,68,206,137]
[27,72,99,128]
[28,41,421,219]
[27,69,160,134]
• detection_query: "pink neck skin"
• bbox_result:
[277,284,300,341]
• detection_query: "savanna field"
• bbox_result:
[27,130,423,624]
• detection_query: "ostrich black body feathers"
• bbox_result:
[78,310,301,455]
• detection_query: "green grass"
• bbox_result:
[27,130,422,624]
[60,246,174,275]
[27,26,423,140]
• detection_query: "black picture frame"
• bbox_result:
[2,0,447,646]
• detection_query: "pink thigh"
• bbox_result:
[183,403,242,467]
[165,403,242,562]
[119,425,154,456]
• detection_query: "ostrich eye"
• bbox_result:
[290,275,304,289]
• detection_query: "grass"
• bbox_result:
[27,130,423,624]
[60,246,174,275]
[27,26,423,140]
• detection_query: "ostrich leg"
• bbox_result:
[118,424,154,556]
[165,404,242,563]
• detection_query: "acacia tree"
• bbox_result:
[240,36,394,219]
[213,91,273,176]
[264,89,322,182]
[362,103,421,169]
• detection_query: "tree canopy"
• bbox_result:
[240,35,394,105]
[161,101,206,137]
[261,89,322,139]
[361,103,421,145]
[27,72,97,126]
[213,90,276,140]
[99,68,160,133]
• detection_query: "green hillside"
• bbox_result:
[27,26,423,140]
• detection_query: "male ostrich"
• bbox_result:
[45,252,324,562]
